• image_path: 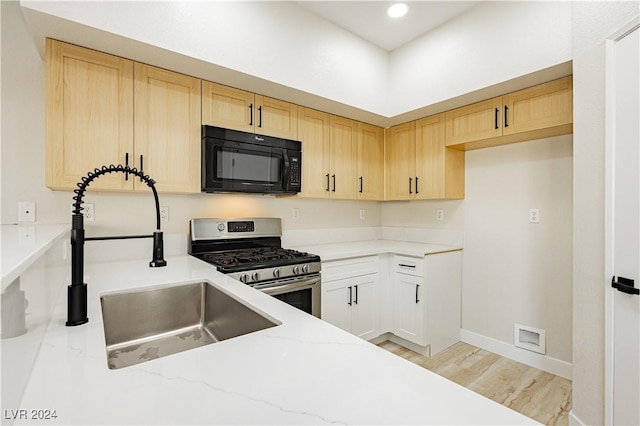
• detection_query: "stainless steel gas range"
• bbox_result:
[189,218,321,317]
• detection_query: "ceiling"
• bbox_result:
[296,1,480,51]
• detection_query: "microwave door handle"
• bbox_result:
[282,150,291,186]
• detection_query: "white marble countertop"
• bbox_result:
[13,253,535,425]
[293,240,462,262]
[1,224,69,291]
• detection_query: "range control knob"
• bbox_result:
[239,273,248,283]
[217,223,225,232]
[251,272,260,282]
[302,264,309,274]
[273,269,281,278]
[292,265,300,275]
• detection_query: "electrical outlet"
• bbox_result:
[436,208,444,221]
[359,209,365,220]
[70,203,95,221]
[160,206,169,222]
[292,208,299,220]
[18,202,36,223]
[529,208,540,223]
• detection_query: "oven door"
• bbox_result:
[257,274,321,318]
[203,138,287,194]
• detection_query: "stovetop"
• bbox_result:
[194,246,320,274]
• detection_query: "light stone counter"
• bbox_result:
[11,254,536,425]
[293,240,462,262]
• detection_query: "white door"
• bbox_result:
[320,279,351,333]
[608,24,640,426]
[393,273,425,346]
[350,275,378,340]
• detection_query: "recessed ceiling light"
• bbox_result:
[387,3,409,18]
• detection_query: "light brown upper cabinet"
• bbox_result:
[297,107,331,198]
[134,64,201,193]
[356,123,384,200]
[329,115,358,199]
[46,39,134,191]
[202,81,298,140]
[445,76,573,150]
[385,114,464,201]
[46,39,201,193]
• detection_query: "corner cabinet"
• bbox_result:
[46,39,201,193]
[445,76,573,150]
[385,114,464,201]
[356,123,384,200]
[392,251,462,356]
[321,256,380,341]
[202,81,298,140]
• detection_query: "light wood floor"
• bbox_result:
[378,341,572,425]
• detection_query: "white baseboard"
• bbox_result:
[568,410,585,426]
[460,329,572,380]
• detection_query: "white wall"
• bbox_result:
[571,2,640,425]
[381,136,574,367]
[388,1,572,117]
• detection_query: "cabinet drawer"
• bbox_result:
[322,256,379,282]
[393,255,424,277]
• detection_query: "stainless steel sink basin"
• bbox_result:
[100,280,280,369]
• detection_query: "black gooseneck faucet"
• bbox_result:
[66,164,167,326]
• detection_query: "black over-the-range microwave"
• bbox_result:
[201,125,302,194]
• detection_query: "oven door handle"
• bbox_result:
[259,275,320,296]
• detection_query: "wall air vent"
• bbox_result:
[514,323,546,355]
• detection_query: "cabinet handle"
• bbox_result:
[359,176,363,193]
[354,285,358,305]
[504,106,509,128]
[332,174,336,192]
[139,155,144,182]
[125,152,129,181]
[249,104,253,126]
[415,284,420,303]
[409,177,413,194]
[348,286,353,306]
[399,263,416,268]
[415,176,419,194]
[495,107,499,129]
[325,174,330,192]
[258,106,262,128]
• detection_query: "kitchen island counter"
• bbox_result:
[13,255,535,425]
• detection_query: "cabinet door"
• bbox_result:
[356,123,384,200]
[329,115,357,199]
[445,97,503,147]
[202,81,254,133]
[503,76,573,136]
[415,114,445,199]
[393,272,426,346]
[321,279,351,333]
[46,39,133,191]
[384,122,415,200]
[350,275,378,340]
[255,95,298,139]
[134,64,201,193]
[297,107,330,198]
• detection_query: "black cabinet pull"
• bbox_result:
[325,174,330,192]
[249,104,253,126]
[359,176,363,193]
[354,285,358,305]
[348,286,352,306]
[409,177,413,194]
[495,107,499,129]
[612,276,639,295]
[139,155,144,182]
[415,284,420,303]
[258,106,262,128]
[504,106,509,128]
[399,263,416,268]
[125,152,129,181]
[415,176,419,194]
[332,174,336,192]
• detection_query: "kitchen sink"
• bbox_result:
[100,280,280,369]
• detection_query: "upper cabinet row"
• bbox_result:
[45,39,572,200]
